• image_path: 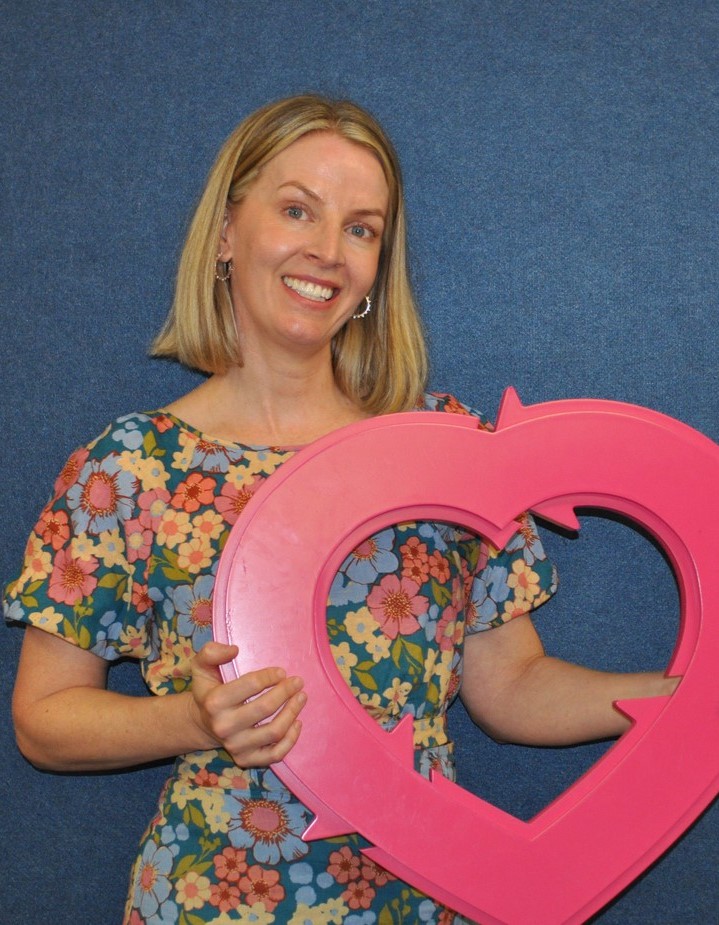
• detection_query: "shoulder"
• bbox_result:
[51,411,182,502]
[420,392,493,430]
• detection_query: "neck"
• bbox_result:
[166,347,368,446]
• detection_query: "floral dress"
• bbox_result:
[3,393,557,925]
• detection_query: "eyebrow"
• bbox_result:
[277,181,387,220]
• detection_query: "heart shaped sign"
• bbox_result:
[213,389,719,924]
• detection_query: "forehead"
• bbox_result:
[256,132,390,205]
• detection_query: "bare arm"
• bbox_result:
[12,627,306,772]
[460,614,678,747]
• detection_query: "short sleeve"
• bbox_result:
[464,513,558,635]
[3,425,154,662]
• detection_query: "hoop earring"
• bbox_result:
[215,257,233,282]
[353,296,372,320]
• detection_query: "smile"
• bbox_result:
[282,276,335,302]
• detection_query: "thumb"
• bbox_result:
[193,641,239,682]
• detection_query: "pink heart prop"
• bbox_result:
[213,389,719,924]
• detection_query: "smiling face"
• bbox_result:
[219,131,390,363]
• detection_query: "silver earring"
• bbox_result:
[215,256,233,282]
[353,296,372,320]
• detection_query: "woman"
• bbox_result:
[4,95,675,924]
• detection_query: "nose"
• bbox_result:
[305,220,345,267]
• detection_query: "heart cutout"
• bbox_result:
[213,389,719,924]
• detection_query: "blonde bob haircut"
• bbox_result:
[152,94,428,415]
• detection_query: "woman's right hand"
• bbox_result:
[189,641,306,768]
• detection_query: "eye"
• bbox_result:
[348,223,374,239]
[286,205,307,220]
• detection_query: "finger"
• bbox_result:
[224,688,306,755]
[230,675,304,724]
[228,703,305,767]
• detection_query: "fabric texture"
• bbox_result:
[4,393,556,925]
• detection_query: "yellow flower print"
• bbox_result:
[118,625,151,658]
[344,607,380,645]
[383,679,413,716]
[217,765,254,790]
[356,690,385,721]
[364,633,391,663]
[211,904,277,924]
[71,532,98,562]
[169,780,194,810]
[172,431,196,470]
[422,647,441,683]
[22,534,53,582]
[176,535,213,574]
[28,606,64,631]
[116,449,144,477]
[94,528,129,569]
[176,871,212,911]
[330,641,358,683]
[243,449,287,477]
[145,628,194,692]
[507,559,542,602]
[191,509,225,543]
[413,716,446,749]
[157,508,192,549]
[289,899,349,923]
[136,455,171,491]
[199,790,231,833]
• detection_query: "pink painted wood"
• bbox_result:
[213,388,719,924]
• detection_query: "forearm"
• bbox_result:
[14,686,216,772]
[476,655,676,747]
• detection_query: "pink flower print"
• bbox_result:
[53,446,90,499]
[367,575,428,639]
[400,536,430,584]
[131,583,153,614]
[435,604,461,651]
[48,547,99,605]
[342,879,376,910]
[171,472,216,513]
[209,880,241,913]
[213,846,248,883]
[137,488,170,531]
[215,478,259,525]
[428,549,450,583]
[150,413,174,433]
[125,518,153,562]
[360,857,396,887]
[238,865,285,911]
[327,845,361,883]
[37,508,70,551]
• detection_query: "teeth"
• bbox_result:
[283,276,334,301]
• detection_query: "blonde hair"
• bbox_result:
[152,94,428,414]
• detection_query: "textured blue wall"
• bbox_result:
[1,2,717,922]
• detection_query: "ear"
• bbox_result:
[217,207,233,261]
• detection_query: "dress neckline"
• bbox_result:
[152,410,303,454]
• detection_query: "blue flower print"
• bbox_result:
[329,571,369,606]
[343,528,398,583]
[188,437,236,473]
[504,515,545,566]
[225,775,310,864]
[171,573,215,645]
[112,415,145,450]
[133,841,175,922]
[66,454,136,534]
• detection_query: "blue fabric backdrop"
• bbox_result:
[1,2,717,922]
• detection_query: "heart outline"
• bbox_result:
[213,389,718,924]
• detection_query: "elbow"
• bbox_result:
[12,705,70,773]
